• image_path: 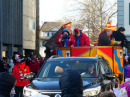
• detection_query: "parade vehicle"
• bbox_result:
[23,55,116,97]
[57,46,124,82]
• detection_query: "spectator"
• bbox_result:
[124,56,129,66]
[8,59,14,74]
[39,58,45,68]
[25,57,30,66]
[59,69,83,97]
[0,60,5,73]
[28,55,40,75]
[0,72,16,97]
[105,84,113,92]
[99,91,116,97]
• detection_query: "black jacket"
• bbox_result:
[59,69,83,97]
[0,73,16,97]
[0,60,5,73]
[111,31,129,49]
[98,31,111,46]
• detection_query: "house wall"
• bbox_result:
[124,0,130,40]
[23,0,36,50]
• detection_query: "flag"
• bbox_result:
[63,22,71,28]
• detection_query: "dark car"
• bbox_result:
[23,56,115,97]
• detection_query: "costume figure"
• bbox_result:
[12,55,29,97]
[56,22,75,47]
[98,22,121,46]
[73,28,90,46]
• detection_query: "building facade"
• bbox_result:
[23,0,36,57]
[118,0,130,53]
[0,0,23,58]
[0,0,36,58]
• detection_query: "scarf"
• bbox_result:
[18,62,25,71]
[76,32,82,47]
[63,39,68,47]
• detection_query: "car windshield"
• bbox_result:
[38,59,98,78]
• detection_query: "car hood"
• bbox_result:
[30,78,98,90]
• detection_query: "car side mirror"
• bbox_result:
[24,72,36,81]
[103,72,116,80]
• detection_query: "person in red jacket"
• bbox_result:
[12,55,29,97]
[73,28,90,47]
[56,28,75,47]
[28,55,40,75]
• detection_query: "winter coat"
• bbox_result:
[111,31,129,49]
[0,60,5,73]
[8,59,14,73]
[56,33,75,47]
[73,33,90,46]
[0,72,16,97]
[12,62,30,87]
[98,31,112,46]
[28,59,40,74]
[59,69,83,97]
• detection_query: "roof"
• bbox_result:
[48,57,98,61]
[40,22,63,32]
[40,37,50,40]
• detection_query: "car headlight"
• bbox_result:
[83,86,101,96]
[24,90,31,96]
[23,86,37,97]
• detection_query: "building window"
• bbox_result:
[29,20,35,30]
[52,33,54,36]
[40,41,42,47]
[47,33,49,37]
[42,32,47,37]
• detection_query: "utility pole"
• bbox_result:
[35,0,40,57]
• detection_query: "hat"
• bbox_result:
[33,55,36,58]
[93,40,98,45]
[74,28,80,34]
[62,28,70,35]
[15,54,25,62]
[104,21,116,31]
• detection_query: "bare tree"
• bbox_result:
[64,0,117,44]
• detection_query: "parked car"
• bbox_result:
[23,55,116,97]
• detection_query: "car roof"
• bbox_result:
[48,57,98,61]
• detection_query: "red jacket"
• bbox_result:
[56,33,75,47]
[28,59,40,73]
[73,33,90,46]
[12,62,30,87]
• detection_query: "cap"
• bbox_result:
[74,28,80,34]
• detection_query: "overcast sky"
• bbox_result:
[39,0,117,26]
[39,0,65,25]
